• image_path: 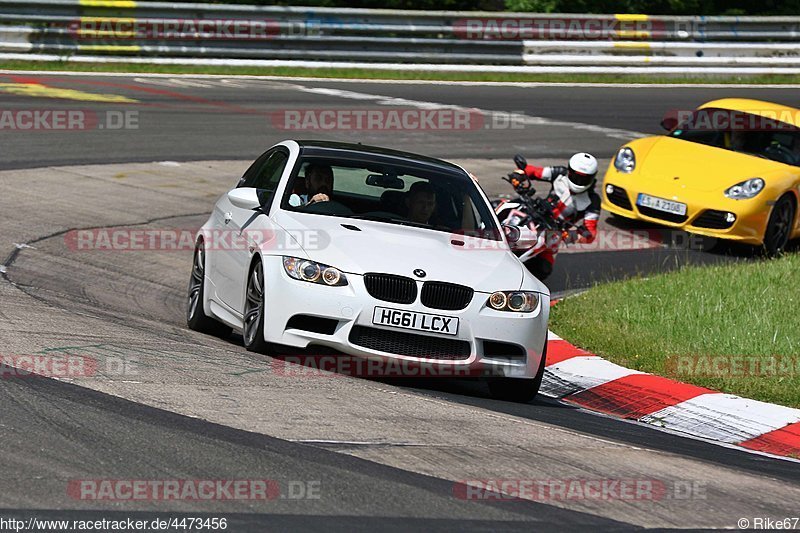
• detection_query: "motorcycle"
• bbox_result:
[493,155,576,280]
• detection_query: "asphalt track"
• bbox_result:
[0,73,799,530]
[1,74,799,167]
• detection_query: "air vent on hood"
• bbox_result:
[341,224,362,231]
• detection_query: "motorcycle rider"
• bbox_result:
[508,152,601,280]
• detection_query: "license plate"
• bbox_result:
[372,307,459,336]
[636,193,687,216]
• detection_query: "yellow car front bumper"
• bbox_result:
[601,176,771,246]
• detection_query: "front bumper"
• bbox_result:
[602,171,771,245]
[260,255,549,379]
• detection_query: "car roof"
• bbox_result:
[294,140,466,175]
[698,99,800,128]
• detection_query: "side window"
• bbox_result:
[253,150,289,192]
[238,150,273,188]
[238,149,289,188]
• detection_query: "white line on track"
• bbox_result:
[4,69,800,89]
[0,69,647,140]
[292,85,645,141]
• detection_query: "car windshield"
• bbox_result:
[670,107,800,167]
[282,155,501,239]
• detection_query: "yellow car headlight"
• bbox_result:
[614,147,636,173]
[725,178,765,200]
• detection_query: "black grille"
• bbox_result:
[349,326,471,360]
[421,281,473,311]
[637,205,689,224]
[692,210,735,229]
[363,273,417,304]
[606,185,633,210]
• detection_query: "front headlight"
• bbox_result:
[487,291,540,313]
[614,147,636,173]
[725,178,765,200]
[282,257,348,286]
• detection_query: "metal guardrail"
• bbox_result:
[1,0,800,73]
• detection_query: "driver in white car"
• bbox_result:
[289,164,334,207]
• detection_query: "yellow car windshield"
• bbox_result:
[671,107,800,167]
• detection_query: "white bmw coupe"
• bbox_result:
[187,140,550,402]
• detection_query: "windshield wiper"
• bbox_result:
[348,214,395,223]
[350,214,426,227]
[349,214,449,231]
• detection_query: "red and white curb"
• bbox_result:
[542,331,800,460]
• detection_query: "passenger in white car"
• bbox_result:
[405,181,437,224]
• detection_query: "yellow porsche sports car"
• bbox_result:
[602,98,800,255]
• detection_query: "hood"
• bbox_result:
[632,136,786,193]
[271,210,534,293]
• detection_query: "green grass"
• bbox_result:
[3,59,800,84]
[550,253,800,408]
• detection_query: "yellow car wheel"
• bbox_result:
[763,195,796,257]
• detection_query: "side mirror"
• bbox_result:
[660,116,679,132]
[227,188,261,210]
[502,224,521,244]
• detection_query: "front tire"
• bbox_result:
[243,259,270,353]
[763,195,795,257]
[487,339,548,403]
[187,241,232,338]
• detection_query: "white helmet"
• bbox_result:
[567,152,598,194]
